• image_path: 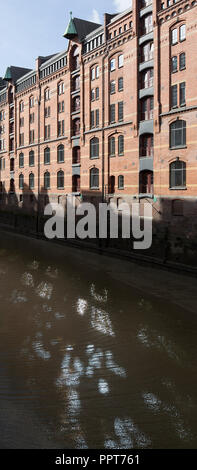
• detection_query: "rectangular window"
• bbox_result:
[30,113,34,124]
[180,24,186,42]
[30,97,34,108]
[110,80,116,94]
[45,107,50,118]
[118,77,124,92]
[58,120,64,137]
[19,133,24,146]
[29,130,35,144]
[96,66,99,78]
[96,87,99,100]
[44,89,50,101]
[118,101,124,122]
[179,53,186,70]
[180,82,186,106]
[171,84,178,108]
[110,59,116,72]
[171,56,178,73]
[45,125,50,140]
[58,83,64,95]
[91,89,95,101]
[110,104,116,123]
[20,117,24,127]
[118,55,124,68]
[90,111,95,128]
[91,68,95,80]
[172,28,178,45]
[96,109,99,127]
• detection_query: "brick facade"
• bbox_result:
[0,0,197,223]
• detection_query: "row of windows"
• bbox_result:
[18,145,66,168]
[5,161,189,194]
[108,22,132,40]
[17,120,185,168]
[90,136,124,159]
[89,169,124,190]
[39,57,67,80]
[16,75,36,94]
[17,171,125,191]
[83,34,105,54]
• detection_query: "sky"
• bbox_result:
[0,0,131,78]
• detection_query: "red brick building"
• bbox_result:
[0,0,197,226]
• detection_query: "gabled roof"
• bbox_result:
[4,66,32,83]
[64,13,101,41]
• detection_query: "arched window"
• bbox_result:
[118,135,124,156]
[170,160,186,188]
[29,172,34,190]
[170,120,186,148]
[58,81,64,96]
[19,152,24,168]
[109,136,115,156]
[29,150,35,167]
[44,147,50,165]
[90,168,99,189]
[44,171,50,190]
[90,137,99,159]
[57,144,64,163]
[57,170,64,189]
[19,174,24,190]
[118,175,124,189]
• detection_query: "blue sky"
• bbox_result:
[0,0,131,78]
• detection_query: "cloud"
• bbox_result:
[113,0,132,13]
[89,9,101,24]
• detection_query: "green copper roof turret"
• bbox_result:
[4,67,12,81]
[63,12,77,39]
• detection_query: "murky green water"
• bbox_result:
[0,231,197,449]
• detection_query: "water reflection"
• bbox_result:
[0,232,197,449]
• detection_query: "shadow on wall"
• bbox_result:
[0,184,197,267]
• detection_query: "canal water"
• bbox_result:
[0,231,197,449]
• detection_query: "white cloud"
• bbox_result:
[113,0,132,13]
[90,9,101,24]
